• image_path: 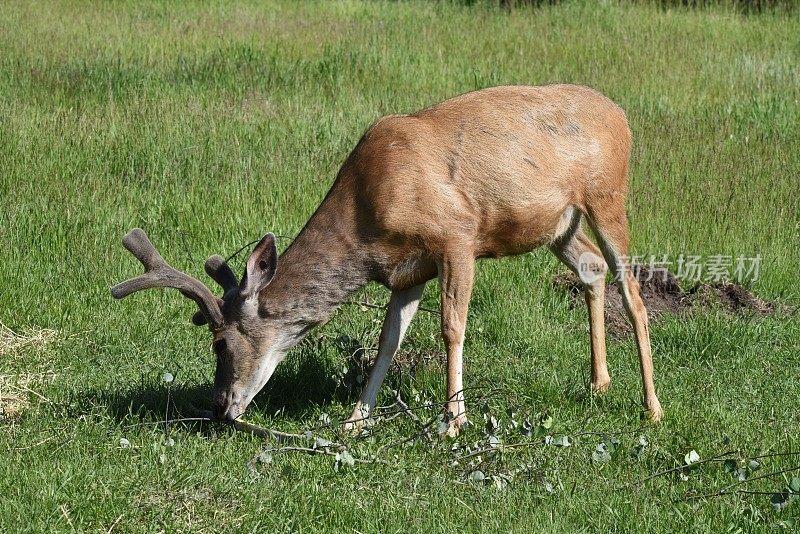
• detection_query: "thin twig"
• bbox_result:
[224,235,295,263]
[749,451,800,461]
[13,436,56,451]
[571,426,648,439]
[59,504,74,530]
[457,437,580,461]
[292,446,379,464]
[16,385,54,405]
[392,389,432,444]
[459,446,502,461]
[249,445,388,466]
[734,490,788,496]
[122,413,323,447]
[122,417,213,429]
[375,418,438,457]
[683,464,800,501]
[106,513,124,534]
[345,300,440,316]
[315,385,507,435]
[232,420,323,445]
[621,450,738,489]
[225,239,262,263]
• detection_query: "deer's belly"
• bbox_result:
[476,204,577,258]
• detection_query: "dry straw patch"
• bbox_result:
[0,372,58,420]
[0,376,30,420]
[1,321,60,420]
[0,321,59,358]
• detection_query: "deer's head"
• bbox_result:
[111,229,287,421]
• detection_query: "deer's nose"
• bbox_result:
[213,391,243,421]
[213,401,241,421]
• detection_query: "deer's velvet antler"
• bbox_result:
[204,254,239,296]
[111,228,225,329]
[189,254,242,327]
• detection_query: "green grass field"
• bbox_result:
[1,1,799,531]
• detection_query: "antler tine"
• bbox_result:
[111,228,224,328]
[205,255,239,294]
[188,255,240,327]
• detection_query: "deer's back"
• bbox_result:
[346,84,631,258]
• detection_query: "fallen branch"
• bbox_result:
[571,426,648,439]
[375,418,439,457]
[232,420,320,445]
[392,389,424,427]
[251,445,384,465]
[459,440,546,461]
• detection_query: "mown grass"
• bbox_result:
[1,1,798,531]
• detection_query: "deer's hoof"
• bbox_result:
[444,422,460,438]
[644,401,664,423]
[440,416,468,439]
[591,379,611,395]
[340,418,364,436]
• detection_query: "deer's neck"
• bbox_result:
[259,177,369,336]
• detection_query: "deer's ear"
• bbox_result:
[240,233,278,298]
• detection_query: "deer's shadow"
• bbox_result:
[82,336,380,433]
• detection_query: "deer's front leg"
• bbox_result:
[342,283,426,433]
[438,254,475,437]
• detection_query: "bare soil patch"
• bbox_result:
[552,266,791,337]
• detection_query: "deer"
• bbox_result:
[112,84,663,437]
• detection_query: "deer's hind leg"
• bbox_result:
[549,216,611,395]
[584,202,663,422]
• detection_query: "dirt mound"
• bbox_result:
[690,282,782,316]
[552,266,790,337]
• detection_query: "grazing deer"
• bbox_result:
[112,84,663,436]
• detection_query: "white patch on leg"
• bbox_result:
[345,284,424,429]
[552,205,577,242]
